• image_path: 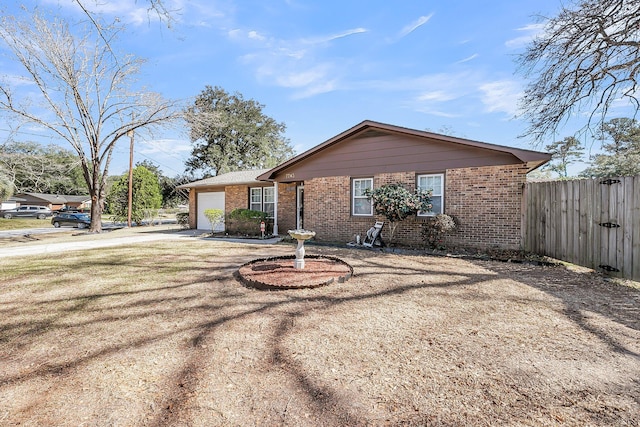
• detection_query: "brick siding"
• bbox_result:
[188,190,197,228]
[187,164,527,249]
[445,164,528,249]
[225,185,249,214]
[277,183,297,232]
[302,164,528,250]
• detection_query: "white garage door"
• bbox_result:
[197,191,225,231]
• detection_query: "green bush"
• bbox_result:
[226,208,270,236]
[365,183,432,244]
[204,208,225,233]
[176,212,189,229]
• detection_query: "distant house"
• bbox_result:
[179,120,551,249]
[8,193,92,212]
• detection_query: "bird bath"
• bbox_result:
[288,229,316,269]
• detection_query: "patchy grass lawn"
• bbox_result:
[0,218,53,230]
[0,239,638,426]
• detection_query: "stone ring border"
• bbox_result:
[235,255,354,291]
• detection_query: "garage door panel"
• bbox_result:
[197,192,225,231]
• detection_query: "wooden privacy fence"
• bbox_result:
[523,176,640,282]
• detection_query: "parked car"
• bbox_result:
[51,213,91,229]
[54,206,80,214]
[1,205,53,219]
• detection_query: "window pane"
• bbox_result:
[250,188,262,204]
[430,196,442,214]
[250,202,261,211]
[353,178,372,197]
[263,187,274,203]
[263,202,275,218]
[353,198,372,215]
[418,174,444,216]
[419,176,442,196]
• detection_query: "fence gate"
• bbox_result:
[524,176,640,282]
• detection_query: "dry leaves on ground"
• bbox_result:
[0,239,638,426]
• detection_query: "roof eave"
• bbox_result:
[257,120,553,180]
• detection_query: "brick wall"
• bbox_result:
[188,190,197,228]
[445,164,528,249]
[302,164,528,250]
[225,185,249,214]
[277,183,297,232]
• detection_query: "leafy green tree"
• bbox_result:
[580,118,640,177]
[544,136,584,178]
[135,160,189,208]
[185,86,294,176]
[365,183,432,245]
[106,165,162,225]
[518,0,640,144]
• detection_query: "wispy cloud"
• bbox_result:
[455,54,479,64]
[43,0,226,27]
[273,65,332,88]
[417,91,458,102]
[0,73,35,87]
[302,28,368,44]
[505,23,545,49]
[234,27,368,98]
[398,14,434,39]
[479,80,522,116]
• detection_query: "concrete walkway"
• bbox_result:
[0,230,282,259]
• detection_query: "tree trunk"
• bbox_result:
[89,191,102,233]
[388,222,398,245]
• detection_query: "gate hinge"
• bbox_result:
[599,265,620,272]
[598,222,620,228]
[600,178,621,185]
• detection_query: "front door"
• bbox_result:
[296,185,304,230]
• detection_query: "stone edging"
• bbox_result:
[235,255,354,291]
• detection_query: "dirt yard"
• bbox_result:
[0,238,638,426]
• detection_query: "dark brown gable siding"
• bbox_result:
[271,133,519,182]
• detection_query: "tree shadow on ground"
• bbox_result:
[1,243,638,426]
[468,260,640,357]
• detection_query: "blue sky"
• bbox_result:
[1,0,620,176]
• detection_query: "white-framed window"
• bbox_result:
[417,173,444,216]
[352,177,373,216]
[249,187,275,218]
[250,187,262,212]
[263,187,275,218]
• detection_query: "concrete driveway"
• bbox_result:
[0,228,70,238]
[0,228,282,259]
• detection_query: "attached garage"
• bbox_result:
[178,169,273,233]
[197,191,225,231]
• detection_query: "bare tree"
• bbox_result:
[0,140,86,195]
[0,169,12,202]
[518,0,640,145]
[0,8,180,232]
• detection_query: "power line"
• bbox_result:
[2,127,189,176]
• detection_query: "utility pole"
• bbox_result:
[127,126,134,227]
